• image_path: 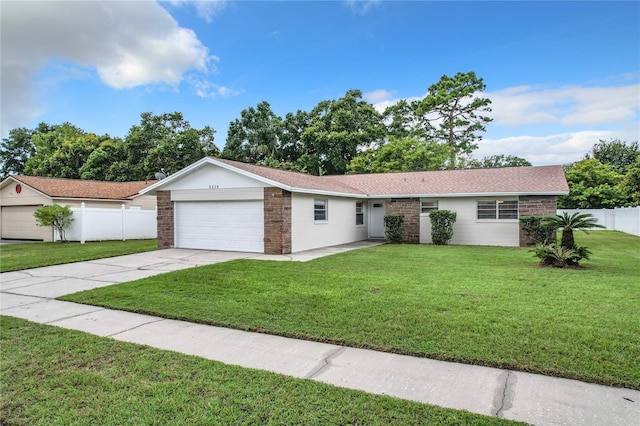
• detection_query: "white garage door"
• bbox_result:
[175,201,264,252]
[1,205,46,240]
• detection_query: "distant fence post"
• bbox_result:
[121,204,126,241]
[80,202,86,244]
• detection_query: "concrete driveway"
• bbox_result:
[0,241,382,298]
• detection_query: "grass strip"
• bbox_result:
[0,239,157,272]
[0,316,519,426]
[62,232,640,390]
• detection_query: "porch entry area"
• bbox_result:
[368,200,386,238]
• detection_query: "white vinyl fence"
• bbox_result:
[56,203,157,242]
[557,207,640,237]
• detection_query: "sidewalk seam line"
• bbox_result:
[305,346,346,379]
[107,317,166,337]
[45,307,107,324]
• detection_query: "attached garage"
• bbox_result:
[0,205,49,241]
[175,200,264,252]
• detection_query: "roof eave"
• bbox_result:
[139,157,293,195]
[366,191,569,198]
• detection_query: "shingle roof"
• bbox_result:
[215,159,366,195]
[216,159,568,196]
[324,166,570,196]
[7,175,156,200]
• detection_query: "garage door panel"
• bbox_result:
[175,201,264,253]
[1,206,47,240]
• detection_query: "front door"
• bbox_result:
[369,201,386,238]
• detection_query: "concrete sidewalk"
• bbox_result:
[1,245,639,425]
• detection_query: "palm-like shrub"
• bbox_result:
[542,212,605,250]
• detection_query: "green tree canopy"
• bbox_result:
[465,154,532,169]
[559,158,629,209]
[589,139,639,173]
[0,127,37,176]
[222,101,283,164]
[347,137,450,174]
[23,123,102,179]
[121,112,218,180]
[301,89,387,175]
[415,71,492,169]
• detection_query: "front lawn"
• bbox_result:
[0,316,517,425]
[0,239,157,272]
[62,232,640,390]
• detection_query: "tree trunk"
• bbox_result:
[561,229,575,249]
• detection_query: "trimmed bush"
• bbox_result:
[532,243,592,268]
[384,215,404,243]
[430,210,457,245]
[520,216,557,245]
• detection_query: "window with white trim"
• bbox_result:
[477,200,518,220]
[355,202,364,225]
[421,200,439,214]
[314,199,327,221]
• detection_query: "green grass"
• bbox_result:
[0,239,157,272]
[62,231,640,390]
[0,316,519,426]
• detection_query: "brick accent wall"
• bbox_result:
[519,195,558,247]
[388,198,420,243]
[157,190,174,249]
[263,187,292,254]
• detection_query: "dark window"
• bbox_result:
[356,202,364,225]
[477,200,518,219]
[314,199,327,221]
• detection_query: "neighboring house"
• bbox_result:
[140,157,569,254]
[0,175,156,241]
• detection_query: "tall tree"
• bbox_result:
[0,127,37,176]
[23,123,99,179]
[559,158,629,209]
[222,101,283,164]
[279,110,311,164]
[122,112,218,180]
[589,139,639,173]
[621,156,640,206]
[302,89,386,175]
[415,72,492,168]
[78,137,128,181]
[347,137,450,174]
[383,99,432,140]
[465,154,532,169]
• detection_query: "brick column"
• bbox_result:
[263,187,292,254]
[388,198,420,243]
[519,195,558,246]
[157,190,174,249]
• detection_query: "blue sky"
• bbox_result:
[2,0,639,165]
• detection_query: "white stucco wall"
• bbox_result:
[419,197,520,247]
[160,163,268,191]
[291,193,368,252]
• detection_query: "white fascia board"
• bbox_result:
[366,191,569,198]
[208,158,293,191]
[138,157,212,195]
[289,188,367,198]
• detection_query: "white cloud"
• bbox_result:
[1,0,213,134]
[475,127,640,166]
[487,83,640,127]
[363,89,395,104]
[189,77,242,98]
[169,0,227,23]
[343,0,380,15]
